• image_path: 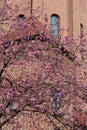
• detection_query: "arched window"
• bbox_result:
[51,90,60,112]
[50,14,60,38]
[17,14,25,20]
[80,23,84,39]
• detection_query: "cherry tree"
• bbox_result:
[0,1,87,130]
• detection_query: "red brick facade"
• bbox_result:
[0,1,87,130]
[1,0,87,37]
